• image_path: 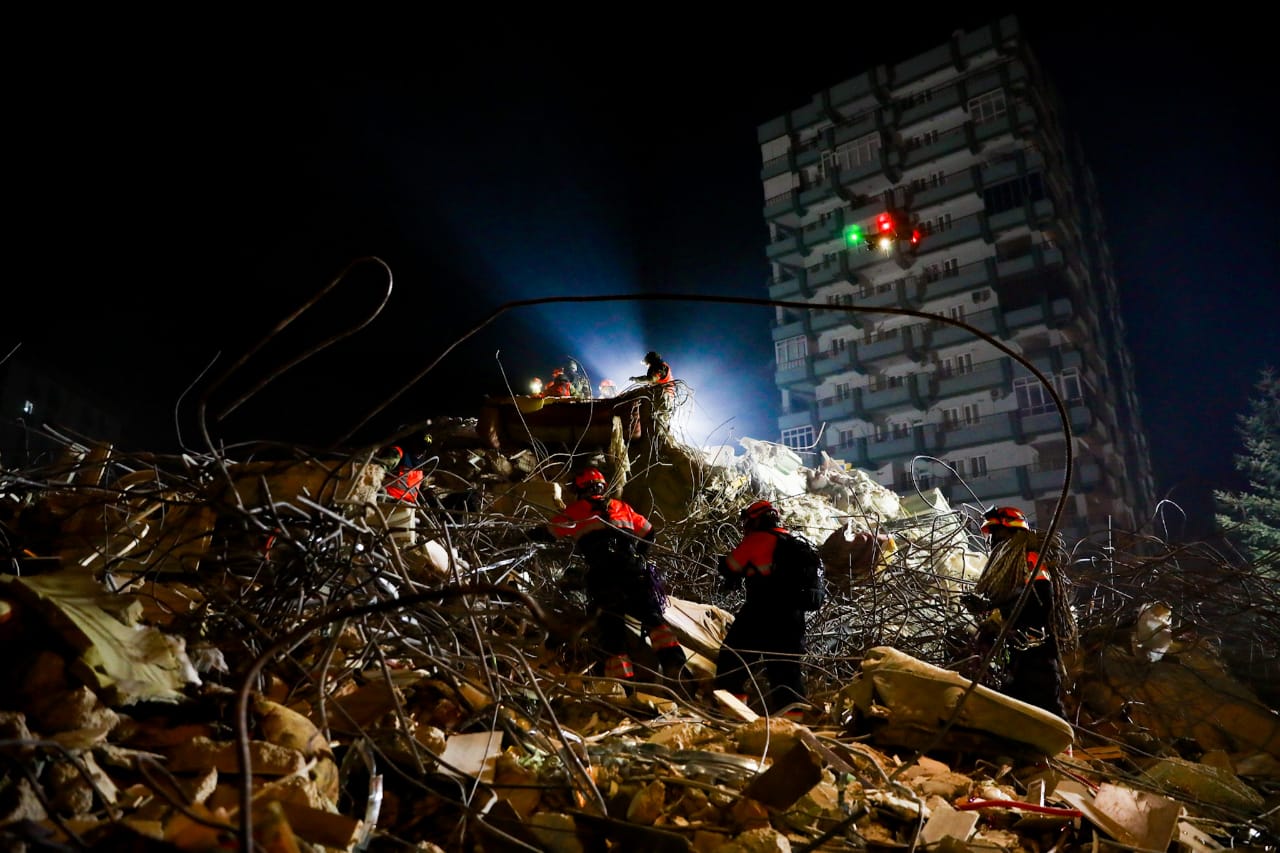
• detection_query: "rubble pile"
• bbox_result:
[1,418,1278,852]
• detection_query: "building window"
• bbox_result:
[943,258,960,277]
[968,89,1008,126]
[776,335,808,370]
[983,172,1046,215]
[837,428,855,449]
[930,170,947,188]
[835,381,852,400]
[946,305,966,323]
[933,212,953,232]
[782,426,815,451]
[873,423,888,442]
[939,353,974,377]
[821,132,881,174]
[907,129,940,150]
[967,455,989,477]
[1014,369,1086,415]
[830,337,848,354]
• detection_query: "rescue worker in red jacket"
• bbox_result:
[962,506,1077,718]
[714,500,809,715]
[630,350,673,387]
[377,445,423,502]
[543,468,686,686]
[544,368,573,398]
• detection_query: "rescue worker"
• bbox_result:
[375,445,424,548]
[376,445,423,503]
[563,359,591,399]
[961,506,1077,718]
[530,376,544,397]
[541,468,686,687]
[630,350,673,387]
[598,378,617,398]
[714,499,809,715]
[544,368,573,398]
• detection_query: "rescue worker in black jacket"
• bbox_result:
[714,500,809,715]
[538,468,686,687]
[961,506,1077,718]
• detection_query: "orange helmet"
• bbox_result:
[740,499,780,530]
[573,467,607,497]
[551,368,564,377]
[981,506,1029,534]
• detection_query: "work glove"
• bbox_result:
[960,592,991,614]
[717,555,743,592]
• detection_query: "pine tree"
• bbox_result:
[1214,367,1280,574]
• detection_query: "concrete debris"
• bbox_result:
[0,412,1277,850]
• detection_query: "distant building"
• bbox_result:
[758,16,1156,539]
[0,355,127,469]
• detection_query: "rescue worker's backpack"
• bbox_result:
[772,531,826,611]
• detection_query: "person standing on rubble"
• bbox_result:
[713,499,814,717]
[563,359,591,399]
[544,368,573,398]
[630,350,673,388]
[535,467,687,688]
[961,506,1077,719]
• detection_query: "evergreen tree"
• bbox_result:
[1214,367,1280,574]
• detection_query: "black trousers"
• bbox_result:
[588,564,684,671]
[713,603,807,712]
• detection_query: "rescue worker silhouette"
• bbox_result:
[563,359,591,399]
[961,506,1077,718]
[714,499,811,715]
[541,468,686,687]
[630,350,673,387]
[544,368,573,398]
[598,378,617,398]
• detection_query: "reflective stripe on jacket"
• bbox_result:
[549,498,653,543]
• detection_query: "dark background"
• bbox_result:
[7,13,1275,537]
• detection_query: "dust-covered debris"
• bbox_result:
[1,401,1277,850]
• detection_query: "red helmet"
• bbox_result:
[981,506,1029,534]
[573,467,607,497]
[740,499,780,530]
[551,368,564,377]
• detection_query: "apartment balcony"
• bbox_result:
[972,100,1038,148]
[989,196,1056,236]
[1006,297,1074,334]
[812,346,860,378]
[932,411,1020,453]
[908,166,978,212]
[911,210,985,254]
[1017,401,1095,443]
[921,306,1000,349]
[860,382,913,414]
[766,231,802,262]
[1018,346,1083,381]
[939,466,1023,503]
[810,305,857,334]
[831,438,871,470]
[919,260,995,301]
[768,272,805,302]
[859,324,924,365]
[774,360,811,387]
[866,423,937,465]
[994,244,1064,282]
[771,317,807,343]
[817,394,857,421]
[778,408,814,431]
[935,358,1013,399]
[897,84,964,130]
[899,125,972,171]
[1027,459,1102,494]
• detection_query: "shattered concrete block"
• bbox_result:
[718,825,792,852]
[742,739,823,810]
[920,801,979,845]
[734,717,805,758]
[626,779,666,825]
[529,812,585,853]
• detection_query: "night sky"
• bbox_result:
[8,14,1275,537]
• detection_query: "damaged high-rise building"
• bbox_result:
[758,16,1157,540]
